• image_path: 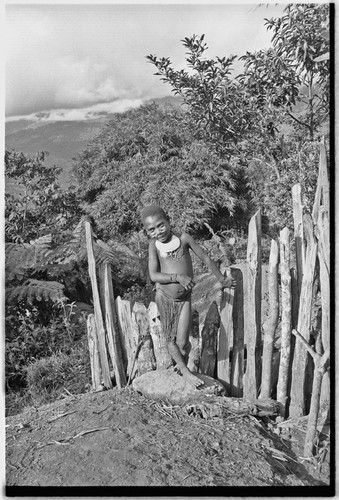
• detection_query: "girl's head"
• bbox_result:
[141,205,171,242]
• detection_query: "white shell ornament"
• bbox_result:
[155,235,180,253]
[155,235,183,261]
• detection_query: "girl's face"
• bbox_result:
[143,215,172,243]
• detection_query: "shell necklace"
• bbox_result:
[155,234,184,261]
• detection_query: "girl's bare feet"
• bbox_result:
[180,367,204,388]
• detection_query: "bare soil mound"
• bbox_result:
[6,387,331,494]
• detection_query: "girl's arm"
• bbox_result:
[148,240,194,288]
[183,233,236,288]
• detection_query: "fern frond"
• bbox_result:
[5,242,53,280]
[94,240,144,282]
[28,234,53,247]
[38,217,89,265]
[6,279,67,305]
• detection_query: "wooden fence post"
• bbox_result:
[115,297,135,378]
[259,240,279,399]
[230,268,244,397]
[317,207,330,417]
[289,213,318,418]
[276,228,292,418]
[243,210,262,400]
[259,239,279,399]
[199,301,220,378]
[131,302,156,379]
[292,329,329,457]
[87,314,102,390]
[313,142,330,420]
[292,184,305,311]
[85,221,112,389]
[218,268,235,391]
[148,301,173,369]
[187,309,200,373]
[102,263,126,388]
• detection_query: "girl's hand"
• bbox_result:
[218,275,236,290]
[177,274,195,291]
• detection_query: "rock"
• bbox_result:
[132,368,227,404]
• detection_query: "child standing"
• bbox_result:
[141,205,236,388]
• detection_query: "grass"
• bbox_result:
[6,338,92,416]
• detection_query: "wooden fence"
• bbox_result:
[85,142,330,436]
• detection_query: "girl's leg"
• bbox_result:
[175,298,192,364]
[167,298,203,388]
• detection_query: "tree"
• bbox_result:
[5,149,80,243]
[241,4,329,140]
[73,103,247,239]
[147,36,265,158]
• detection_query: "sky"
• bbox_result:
[5,2,286,122]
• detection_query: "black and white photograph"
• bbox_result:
[4,1,333,495]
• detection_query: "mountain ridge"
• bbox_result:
[5,96,183,187]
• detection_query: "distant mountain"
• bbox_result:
[5,95,183,188]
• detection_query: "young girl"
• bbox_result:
[141,205,236,388]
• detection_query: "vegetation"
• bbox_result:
[73,103,248,239]
[5,4,330,414]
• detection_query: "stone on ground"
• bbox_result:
[132,368,226,404]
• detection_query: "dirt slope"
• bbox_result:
[6,388,330,493]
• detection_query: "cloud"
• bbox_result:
[5,4,284,119]
[6,98,145,123]
[53,56,121,107]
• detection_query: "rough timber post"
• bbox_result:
[292,184,305,314]
[102,263,127,388]
[187,309,200,373]
[85,221,112,389]
[313,141,330,419]
[87,313,102,390]
[218,268,235,391]
[199,301,220,378]
[230,268,244,397]
[259,239,279,400]
[115,297,135,378]
[131,302,156,378]
[289,213,317,418]
[148,301,173,369]
[276,228,292,418]
[243,210,262,400]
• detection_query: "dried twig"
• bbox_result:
[48,426,110,445]
[48,410,76,422]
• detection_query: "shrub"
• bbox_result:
[5,303,87,390]
[25,338,91,408]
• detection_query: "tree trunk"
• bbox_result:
[243,210,262,400]
[259,239,279,399]
[277,228,292,418]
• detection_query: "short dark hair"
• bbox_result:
[140,205,168,224]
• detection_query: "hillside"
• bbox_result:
[5,96,183,188]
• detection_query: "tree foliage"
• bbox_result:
[240,4,329,140]
[5,149,80,243]
[73,103,248,238]
[146,4,329,233]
